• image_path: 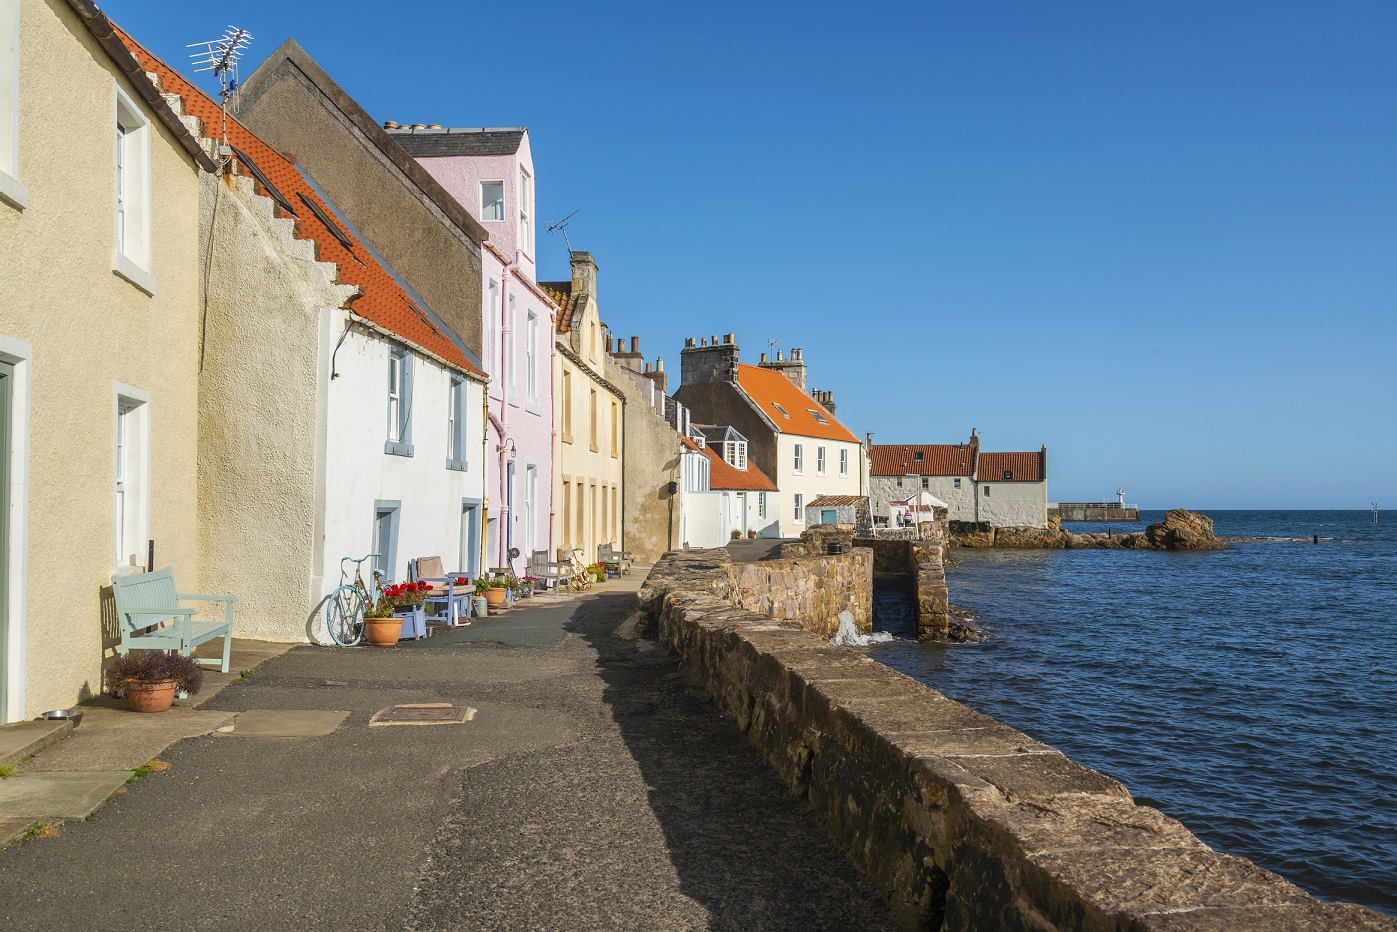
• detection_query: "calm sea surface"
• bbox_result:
[866,510,1397,915]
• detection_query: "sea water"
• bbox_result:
[865,510,1397,916]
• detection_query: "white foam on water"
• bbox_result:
[832,610,895,647]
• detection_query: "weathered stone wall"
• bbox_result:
[859,538,951,640]
[724,548,872,638]
[638,552,1391,931]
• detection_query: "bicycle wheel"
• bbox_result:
[325,585,364,646]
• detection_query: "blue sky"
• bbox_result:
[110,1,1396,509]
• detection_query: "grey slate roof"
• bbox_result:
[389,128,527,158]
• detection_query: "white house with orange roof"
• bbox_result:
[124,35,489,642]
[867,430,1049,528]
[674,336,862,538]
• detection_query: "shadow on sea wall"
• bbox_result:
[638,548,1394,931]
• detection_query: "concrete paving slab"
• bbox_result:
[21,708,234,772]
[0,720,73,767]
[219,709,350,737]
[0,816,36,847]
[0,771,132,820]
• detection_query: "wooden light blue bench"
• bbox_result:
[110,567,236,672]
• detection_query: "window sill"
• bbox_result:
[385,441,415,457]
[446,458,468,472]
[0,171,28,211]
[112,252,157,296]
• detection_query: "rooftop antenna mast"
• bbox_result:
[545,208,581,254]
[188,26,253,157]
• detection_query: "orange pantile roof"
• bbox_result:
[694,440,778,492]
[978,451,1044,483]
[807,495,862,507]
[736,364,857,443]
[117,29,485,382]
[870,444,975,477]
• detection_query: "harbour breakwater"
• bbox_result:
[638,547,1394,931]
[952,508,1228,551]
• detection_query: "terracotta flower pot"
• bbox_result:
[364,616,404,647]
[126,680,177,713]
[484,587,508,608]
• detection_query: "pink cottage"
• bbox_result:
[389,126,555,574]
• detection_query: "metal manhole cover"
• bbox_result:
[369,703,476,726]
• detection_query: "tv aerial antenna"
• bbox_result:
[188,26,253,156]
[545,208,581,254]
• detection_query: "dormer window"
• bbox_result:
[724,441,747,470]
[808,409,828,425]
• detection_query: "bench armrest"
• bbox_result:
[177,593,238,603]
[124,609,196,618]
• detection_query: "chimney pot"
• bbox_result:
[700,338,708,347]
[710,335,718,347]
[411,123,426,131]
[383,120,399,129]
[631,336,639,353]
[427,123,442,129]
[723,333,734,344]
[656,357,664,371]
[644,362,651,373]
[760,353,767,363]
[685,337,696,348]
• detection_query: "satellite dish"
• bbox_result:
[507,547,520,560]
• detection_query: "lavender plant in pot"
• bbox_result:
[104,651,204,713]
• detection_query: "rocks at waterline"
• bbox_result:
[950,509,1227,551]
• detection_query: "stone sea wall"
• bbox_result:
[723,548,872,638]
[638,550,1393,931]
[952,509,1228,553]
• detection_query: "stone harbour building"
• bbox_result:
[868,430,1049,528]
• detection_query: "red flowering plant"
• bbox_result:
[389,580,432,610]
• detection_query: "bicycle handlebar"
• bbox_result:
[341,553,381,567]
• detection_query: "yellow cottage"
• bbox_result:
[0,0,213,721]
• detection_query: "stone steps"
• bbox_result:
[0,720,74,768]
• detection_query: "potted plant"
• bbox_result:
[484,578,510,609]
[518,576,535,598]
[364,587,405,646]
[390,580,430,639]
[104,651,204,713]
[588,563,606,583]
[747,530,756,539]
[731,530,742,540]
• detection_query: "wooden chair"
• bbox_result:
[598,543,633,576]
[408,556,472,627]
[110,568,236,672]
[529,550,567,592]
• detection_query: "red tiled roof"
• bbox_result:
[807,495,862,507]
[699,443,778,492]
[978,452,1043,483]
[117,29,485,382]
[869,444,975,477]
[736,365,857,443]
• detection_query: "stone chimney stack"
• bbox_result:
[759,346,807,390]
[612,334,645,372]
[643,356,668,394]
[681,333,739,387]
[810,388,836,416]
[570,251,598,298]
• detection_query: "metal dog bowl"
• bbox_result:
[40,709,82,728]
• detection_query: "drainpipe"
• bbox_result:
[498,252,521,571]
[548,309,558,562]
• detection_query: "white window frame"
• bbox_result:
[816,446,827,476]
[112,84,154,295]
[446,375,468,471]
[793,443,803,475]
[518,167,533,255]
[486,279,500,382]
[793,493,804,524]
[758,492,766,519]
[839,448,849,477]
[480,180,505,222]
[526,310,539,403]
[725,440,746,470]
[524,464,538,554]
[386,346,414,456]
[507,293,517,392]
[0,0,24,211]
[113,384,151,574]
[0,334,32,724]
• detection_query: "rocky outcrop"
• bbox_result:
[950,509,1228,552]
[1144,508,1227,551]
